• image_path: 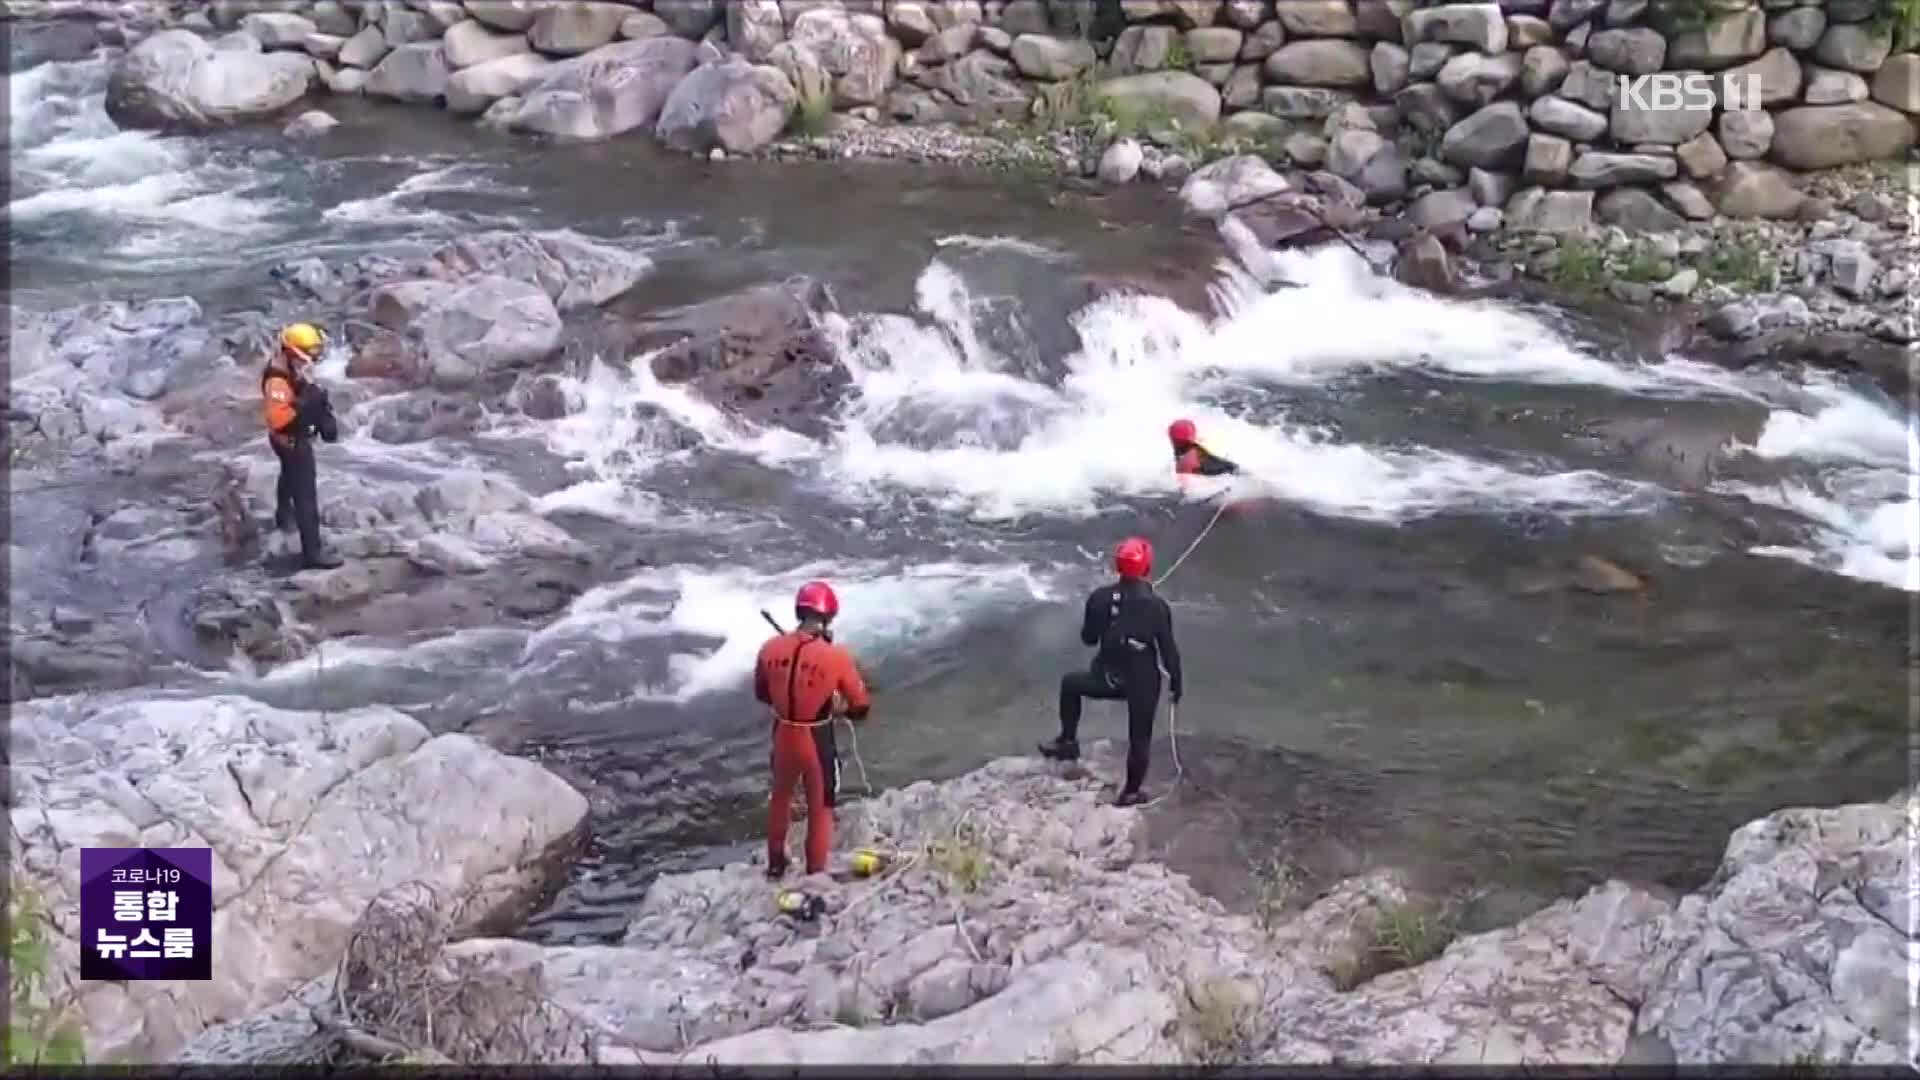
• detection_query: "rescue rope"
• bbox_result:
[1136,490,1234,808]
[760,610,875,800]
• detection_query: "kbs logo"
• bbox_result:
[1616,72,1764,112]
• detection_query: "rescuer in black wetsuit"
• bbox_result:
[1168,418,1241,478]
[1038,536,1184,806]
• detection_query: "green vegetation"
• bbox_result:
[1697,237,1775,292]
[1541,236,1611,293]
[1176,978,1259,1065]
[927,825,991,894]
[787,91,834,139]
[1538,232,1776,297]
[1163,37,1194,72]
[1619,244,1678,285]
[1324,901,1456,992]
[1253,856,1304,936]
[7,883,86,1067]
[1876,0,1920,50]
[832,1003,870,1028]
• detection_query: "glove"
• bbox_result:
[1170,686,1183,705]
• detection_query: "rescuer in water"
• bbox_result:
[1038,537,1184,806]
[754,581,873,878]
[1168,418,1240,478]
[262,322,343,570]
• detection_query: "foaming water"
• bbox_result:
[8,52,293,257]
[525,559,1064,704]
[244,559,1063,709]
[1723,382,1920,591]
[811,253,1663,521]
[319,163,531,228]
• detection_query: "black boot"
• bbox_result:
[1115,788,1148,807]
[766,854,789,881]
[274,505,293,532]
[301,549,344,571]
[1038,737,1080,762]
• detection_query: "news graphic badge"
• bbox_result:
[79,848,213,981]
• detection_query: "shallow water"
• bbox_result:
[9,33,1913,945]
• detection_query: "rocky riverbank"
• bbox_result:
[44,0,1917,393]
[8,691,591,1062]
[166,739,1912,1066]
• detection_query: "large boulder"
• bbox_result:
[507,37,702,140]
[1567,151,1677,187]
[728,0,789,62]
[1402,2,1508,53]
[379,276,564,387]
[442,18,532,69]
[1666,8,1767,70]
[1435,51,1521,106]
[1720,46,1803,108]
[1709,160,1805,219]
[465,0,546,33]
[1263,39,1373,87]
[1527,94,1607,140]
[1610,70,1712,143]
[105,28,315,130]
[1505,186,1594,231]
[1439,100,1529,169]
[1768,102,1914,169]
[528,1,628,56]
[1010,33,1096,80]
[1178,153,1290,216]
[1093,70,1224,132]
[444,52,552,115]
[1585,27,1664,74]
[654,58,798,155]
[337,25,388,69]
[1812,22,1892,74]
[788,7,901,107]
[10,693,589,1062]
[238,11,317,49]
[1871,52,1920,113]
[366,42,451,104]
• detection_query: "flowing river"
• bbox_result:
[10,32,1914,944]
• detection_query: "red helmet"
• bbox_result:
[1168,419,1197,445]
[794,580,839,621]
[1114,537,1153,580]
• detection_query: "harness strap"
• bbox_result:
[774,632,831,728]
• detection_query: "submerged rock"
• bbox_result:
[629,276,848,437]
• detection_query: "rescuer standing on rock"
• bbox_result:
[755,581,873,878]
[1040,537,1183,806]
[263,322,343,571]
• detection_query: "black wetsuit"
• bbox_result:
[1055,577,1184,795]
[1174,441,1240,477]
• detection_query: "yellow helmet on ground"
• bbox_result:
[280,322,328,361]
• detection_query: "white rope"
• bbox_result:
[837,715,872,798]
[1132,489,1233,807]
[1153,494,1232,588]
